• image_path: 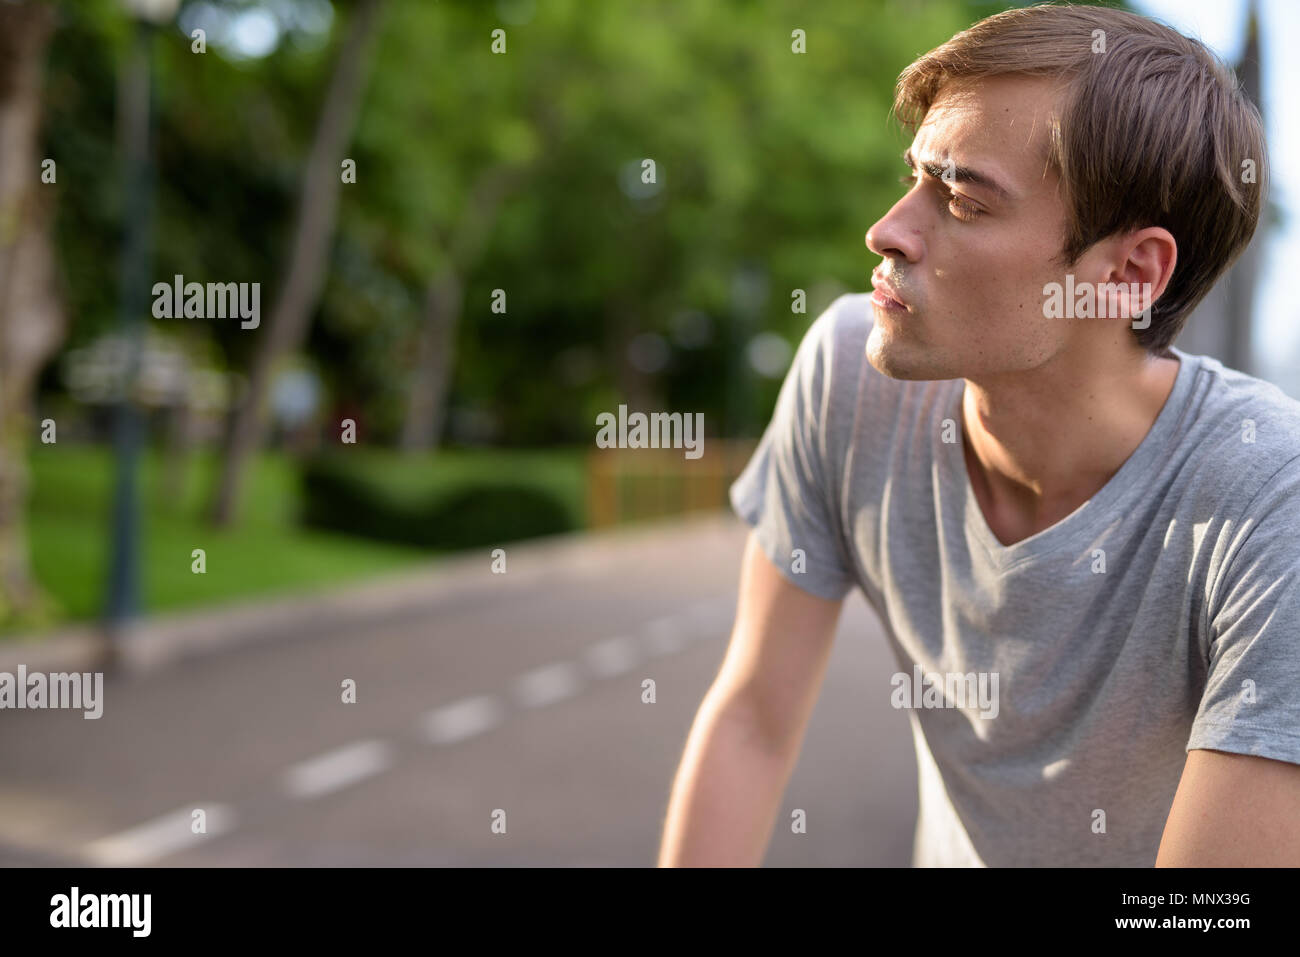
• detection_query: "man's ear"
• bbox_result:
[1109,226,1177,317]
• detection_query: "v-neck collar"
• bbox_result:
[938,348,1200,569]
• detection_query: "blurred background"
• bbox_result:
[0,0,1293,867]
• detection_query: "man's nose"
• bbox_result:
[866,197,923,263]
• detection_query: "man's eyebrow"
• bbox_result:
[902,148,1012,201]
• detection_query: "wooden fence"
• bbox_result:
[585,438,759,529]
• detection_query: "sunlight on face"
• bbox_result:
[864,76,1075,381]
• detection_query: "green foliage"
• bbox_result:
[336,0,987,441]
[298,451,579,549]
[42,0,990,444]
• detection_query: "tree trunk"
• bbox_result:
[0,0,64,629]
[210,0,384,526]
[400,268,463,451]
[398,163,527,451]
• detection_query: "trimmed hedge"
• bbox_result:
[298,455,577,551]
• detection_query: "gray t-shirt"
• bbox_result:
[730,292,1300,867]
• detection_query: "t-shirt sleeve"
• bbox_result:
[727,298,857,601]
[1187,453,1300,765]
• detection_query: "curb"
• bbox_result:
[0,511,740,675]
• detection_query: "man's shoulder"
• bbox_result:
[802,292,879,385]
[1183,352,1300,451]
[815,291,874,345]
[1176,350,1300,511]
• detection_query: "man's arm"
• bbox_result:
[657,531,845,867]
[1156,748,1300,866]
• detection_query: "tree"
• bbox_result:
[209,0,385,526]
[0,0,65,629]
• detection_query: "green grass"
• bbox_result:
[7,443,587,639]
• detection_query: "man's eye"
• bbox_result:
[947,193,981,222]
[899,169,981,221]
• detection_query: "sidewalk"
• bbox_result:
[0,511,744,675]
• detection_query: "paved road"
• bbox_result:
[0,513,917,867]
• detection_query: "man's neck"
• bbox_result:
[960,349,1181,546]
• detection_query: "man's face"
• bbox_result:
[865,75,1077,380]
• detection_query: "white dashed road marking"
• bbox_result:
[513,662,584,708]
[80,602,727,864]
[643,616,688,656]
[582,635,642,678]
[685,598,733,636]
[83,803,236,866]
[420,694,506,745]
[282,740,395,800]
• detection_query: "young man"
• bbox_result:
[658,4,1300,866]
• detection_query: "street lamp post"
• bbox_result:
[103,0,179,651]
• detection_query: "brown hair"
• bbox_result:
[893,3,1267,354]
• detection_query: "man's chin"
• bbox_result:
[865,320,942,380]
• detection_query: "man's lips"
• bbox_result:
[871,273,908,309]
